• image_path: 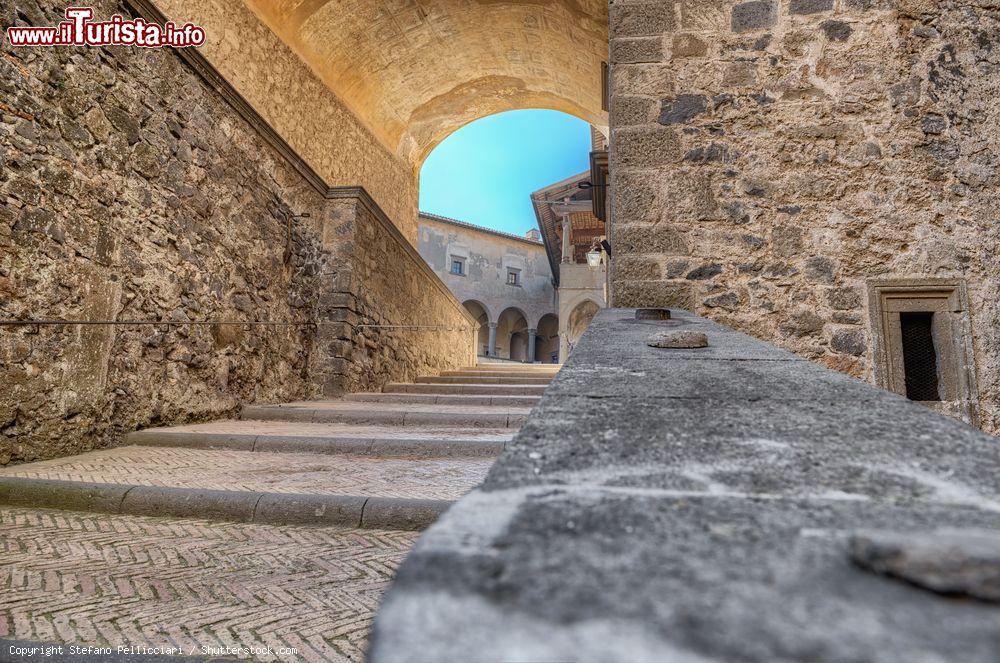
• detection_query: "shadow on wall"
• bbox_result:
[566,300,600,358]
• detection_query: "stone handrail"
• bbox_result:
[370,308,1000,662]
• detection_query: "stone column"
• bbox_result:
[487,322,498,357]
[560,218,572,264]
[526,328,537,363]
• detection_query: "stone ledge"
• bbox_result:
[370,309,1000,662]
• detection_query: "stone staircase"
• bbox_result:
[0,363,560,531]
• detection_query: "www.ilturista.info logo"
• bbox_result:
[5,7,205,48]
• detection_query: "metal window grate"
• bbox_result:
[900,312,941,402]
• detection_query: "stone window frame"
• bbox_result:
[450,256,466,276]
[506,268,521,287]
[867,277,980,426]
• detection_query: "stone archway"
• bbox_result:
[462,300,491,357]
[535,313,560,364]
[496,307,530,362]
[242,0,609,166]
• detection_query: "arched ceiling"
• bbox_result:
[244,0,608,168]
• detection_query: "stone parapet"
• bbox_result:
[371,308,1000,662]
[310,190,477,396]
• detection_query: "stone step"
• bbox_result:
[383,382,548,396]
[242,401,530,427]
[343,392,540,407]
[440,371,558,380]
[0,446,495,530]
[469,364,561,371]
[416,375,552,385]
[127,420,512,457]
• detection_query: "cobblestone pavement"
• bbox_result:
[0,447,494,501]
[0,507,417,662]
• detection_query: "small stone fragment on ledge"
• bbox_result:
[647,330,709,349]
[850,529,1000,602]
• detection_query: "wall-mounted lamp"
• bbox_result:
[586,237,603,270]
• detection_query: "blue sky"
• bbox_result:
[419,110,591,236]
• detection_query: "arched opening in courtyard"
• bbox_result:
[535,313,560,364]
[462,300,491,357]
[496,307,530,362]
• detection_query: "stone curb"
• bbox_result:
[0,477,452,531]
[362,497,452,531]
[126,430,507,457]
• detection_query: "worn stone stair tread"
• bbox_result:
[473,363,563,370]
[415,376,553,384]
[0,446,492,529]
[343,392,541,406]
[383,382,548,395]
[127,420,511,456]
[243,401,532,426]
[441,370,559,377]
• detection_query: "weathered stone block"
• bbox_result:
[614,224,689,255]
[611,37,664,64]
[820,19,853,41]
[658,94,708,125]
[614,256,663,281]
[614,127,681,167]
[613,280,695,308]
[612,96,657,126]
[672,34,708,57]
[731,1,777,32]
[611,2,677,38]
[789,0,833,14]
[686,263,723,280]
[831,329,867,356]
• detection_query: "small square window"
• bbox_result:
[450,258,465,276]
[869,278,979,426]
[507,269,520,286]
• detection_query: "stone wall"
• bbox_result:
[311,197,478,395]
[608,0,1000,432]
[153,0,420,240]
[0,0,475,464]
[0,0,328,464]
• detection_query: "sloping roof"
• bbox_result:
[418,212,544,247]
[530,171,594,286]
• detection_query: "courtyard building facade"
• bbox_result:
[417,213,559,363]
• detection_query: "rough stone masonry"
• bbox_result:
[0,0,474,465]
[608,0,1000,433]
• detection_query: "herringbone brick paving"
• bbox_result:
[0,364,557,660]
[0,447,493,500]
[0,507,417,662]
